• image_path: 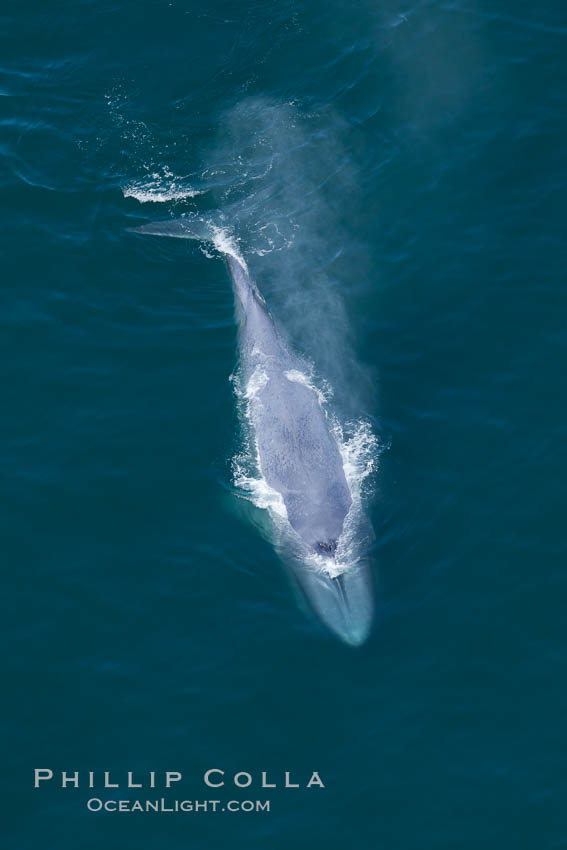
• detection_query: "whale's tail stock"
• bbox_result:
[128,215,249,270]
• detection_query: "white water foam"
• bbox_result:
[122,162,204,203]
[244,365,270,400]
[123,183,202,203]
[334,419,379,495]
[209,223,248,271]
[231,365,288,522]
[333,419,379,566]
[123,173,203,203]
[232,459,289,521]
[284,368,332,407]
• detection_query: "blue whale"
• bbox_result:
[130,218,374,644]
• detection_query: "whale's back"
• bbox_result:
[249,368,352,551]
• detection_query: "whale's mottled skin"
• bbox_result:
[129,219,374,644]
[228,256,351,555]
[230,254,373,645]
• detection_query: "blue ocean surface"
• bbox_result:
[2,1,566,848]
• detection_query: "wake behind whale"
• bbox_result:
[129,216,374,645]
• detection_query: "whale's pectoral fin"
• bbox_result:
[127,216,212,241]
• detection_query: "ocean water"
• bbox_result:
[2,0,566,847]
